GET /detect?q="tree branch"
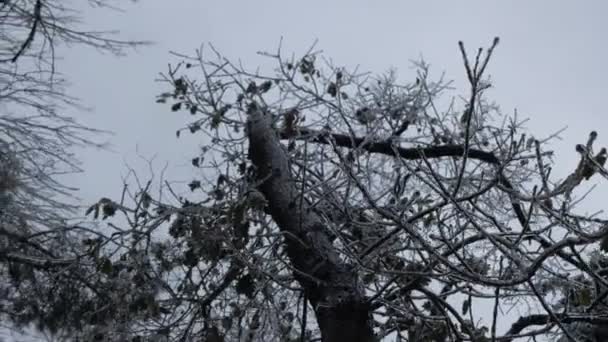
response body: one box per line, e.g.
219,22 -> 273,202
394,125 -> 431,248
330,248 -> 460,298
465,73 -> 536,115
280,127 -> 527,228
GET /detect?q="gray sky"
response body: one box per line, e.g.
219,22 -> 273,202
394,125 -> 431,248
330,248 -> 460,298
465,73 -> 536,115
12,1 -> 603,340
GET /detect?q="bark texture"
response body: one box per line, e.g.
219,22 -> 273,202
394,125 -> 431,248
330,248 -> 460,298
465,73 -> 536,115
246,104 -> 376,342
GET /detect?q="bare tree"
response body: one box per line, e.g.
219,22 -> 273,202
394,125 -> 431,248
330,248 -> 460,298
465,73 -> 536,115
136,38 -> 608,341
0,0 -> 147,226
0,0 -> 148,339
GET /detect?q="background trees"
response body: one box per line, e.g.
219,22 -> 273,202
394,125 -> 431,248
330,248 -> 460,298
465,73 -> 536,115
0,1 -> 146,340
0,0 -> 144,227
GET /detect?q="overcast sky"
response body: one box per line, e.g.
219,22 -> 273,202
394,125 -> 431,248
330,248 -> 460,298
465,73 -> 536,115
7,1 -> 604,340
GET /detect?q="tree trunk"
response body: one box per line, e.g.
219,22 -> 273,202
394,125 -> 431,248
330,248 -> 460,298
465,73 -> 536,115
246,103 -> 376,342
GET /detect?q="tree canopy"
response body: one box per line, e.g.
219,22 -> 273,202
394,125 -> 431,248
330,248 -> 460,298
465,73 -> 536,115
1,7 -> 608,340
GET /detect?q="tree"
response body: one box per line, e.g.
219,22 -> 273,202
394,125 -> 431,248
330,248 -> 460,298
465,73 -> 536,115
0,1 -> 147,340
5,33 -> 608,341
145,39 -> 608,341
73,38 -> 608,341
